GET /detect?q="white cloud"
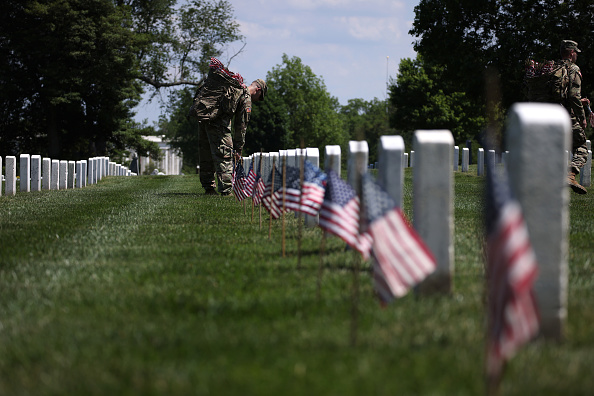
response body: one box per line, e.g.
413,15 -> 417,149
337,16 -> 402,41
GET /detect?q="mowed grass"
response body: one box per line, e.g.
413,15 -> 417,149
0,169 -> 593,395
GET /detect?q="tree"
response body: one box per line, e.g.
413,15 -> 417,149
410,0 -> 594,112
0,0 -> 242,160
245,54 -> 347,156
389,55 -> 485,148
340,98 -> 395,164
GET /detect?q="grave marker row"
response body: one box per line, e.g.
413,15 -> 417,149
2,154 -> 135,197
244,103 -> 571,340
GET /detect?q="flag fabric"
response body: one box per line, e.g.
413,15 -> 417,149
209,57 -> 246,87
232,161 -> 249,201
262,166 -> 284,219
361,174 -> 436,303
268,161 -> 326,217
318,169 -> 372,256
244,162 -> 257,197
299,160 -> 326,215
484,161 -> 539,379
252,174 -> 265,206
271,165 -> 303,213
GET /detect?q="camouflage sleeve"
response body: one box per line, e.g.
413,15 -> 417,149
232,91 -> 251,152
568,64 -> 585,122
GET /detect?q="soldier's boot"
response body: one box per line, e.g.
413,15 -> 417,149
568,172 -> 587,194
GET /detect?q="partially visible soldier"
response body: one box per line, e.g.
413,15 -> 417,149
560,40 -> 589,194
194,58 -> 267,196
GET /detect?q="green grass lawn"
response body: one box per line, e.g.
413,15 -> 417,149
0,170 -> 593,395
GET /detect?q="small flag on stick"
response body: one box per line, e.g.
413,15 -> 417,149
318,169 -> 372,257
484,161 -> 539,387
361,174 -> 436,304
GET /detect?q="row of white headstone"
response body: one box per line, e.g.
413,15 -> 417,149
242,103 -> 578,342
1,155 -> 135,196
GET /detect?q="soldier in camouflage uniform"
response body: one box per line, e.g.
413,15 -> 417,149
560,40 -> 589,194
197,71 -> 267,196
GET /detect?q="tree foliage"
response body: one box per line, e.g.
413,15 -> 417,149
390,55 -> 485,148
340,98 -> 395,164
0,0 -> 242,160
245,54 -> 347,155
410,0 -> 594,111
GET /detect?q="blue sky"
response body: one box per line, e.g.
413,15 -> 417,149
133,0 -> 419,123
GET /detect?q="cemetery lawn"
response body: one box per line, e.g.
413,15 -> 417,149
0,170 -> 593,395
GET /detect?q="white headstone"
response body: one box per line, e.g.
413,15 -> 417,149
81,160 -> 87,187
506,103 -> 570,340
477,148 -> 485,176
324,145 -> 341,176
378,135 -> 405,209
88,158 -> 95,184
68,161 -> 76,189
410,150 -> 415,168
347,141 -> 368,196
75,161 -> 82,188
31,155 -> 41,192
413,130 -> 454,295
20,154 -> 31,192
487,149 -> 496,171
5,156 -> 16,196
59,160 -> 68,190
285,149 -> 295,167
461,148 -> 469,172
42,158 -> 51,190
51,159 -> 60,190
453,146 -> 459,171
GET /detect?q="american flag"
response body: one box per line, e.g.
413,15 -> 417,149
262,166 -> 284,219
485,160 -> 539,379
244,162 -> 257,197
271,164 -> 302,213
269,161 -> 326,216
299,160 -> 326,215
361,173 -> 436,304
209,57 -> 246,87
232,161 -> 249,201
318,169 -> 372,257
252,173 -> 265,206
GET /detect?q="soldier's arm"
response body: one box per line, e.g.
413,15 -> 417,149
568,66 -> 586,125
232,95 -> 250,154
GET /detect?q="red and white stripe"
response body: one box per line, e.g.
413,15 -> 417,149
370,208 -> 436,302
486,201 -> 539,377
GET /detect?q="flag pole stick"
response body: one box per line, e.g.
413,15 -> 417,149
241,157 -> 246,214
317,231 -> 327,301
297,143 -> 305,269
268,158 -> 275,240
350,146 -> 364,347
259,150 -> 263,229
282,156 -> 287,257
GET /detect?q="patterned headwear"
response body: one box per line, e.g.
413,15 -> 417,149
253,79 -> 267,101
560,40 -> 581,53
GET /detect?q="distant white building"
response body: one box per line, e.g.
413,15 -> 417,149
131,135 -> 183,175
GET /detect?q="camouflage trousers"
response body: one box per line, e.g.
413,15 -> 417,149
570,119 -> 588,174
198,120 -> 234,194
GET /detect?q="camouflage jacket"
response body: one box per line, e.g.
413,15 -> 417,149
561,59 -> 586,123
230,88 -> 252,152
193,69 -> 252,152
